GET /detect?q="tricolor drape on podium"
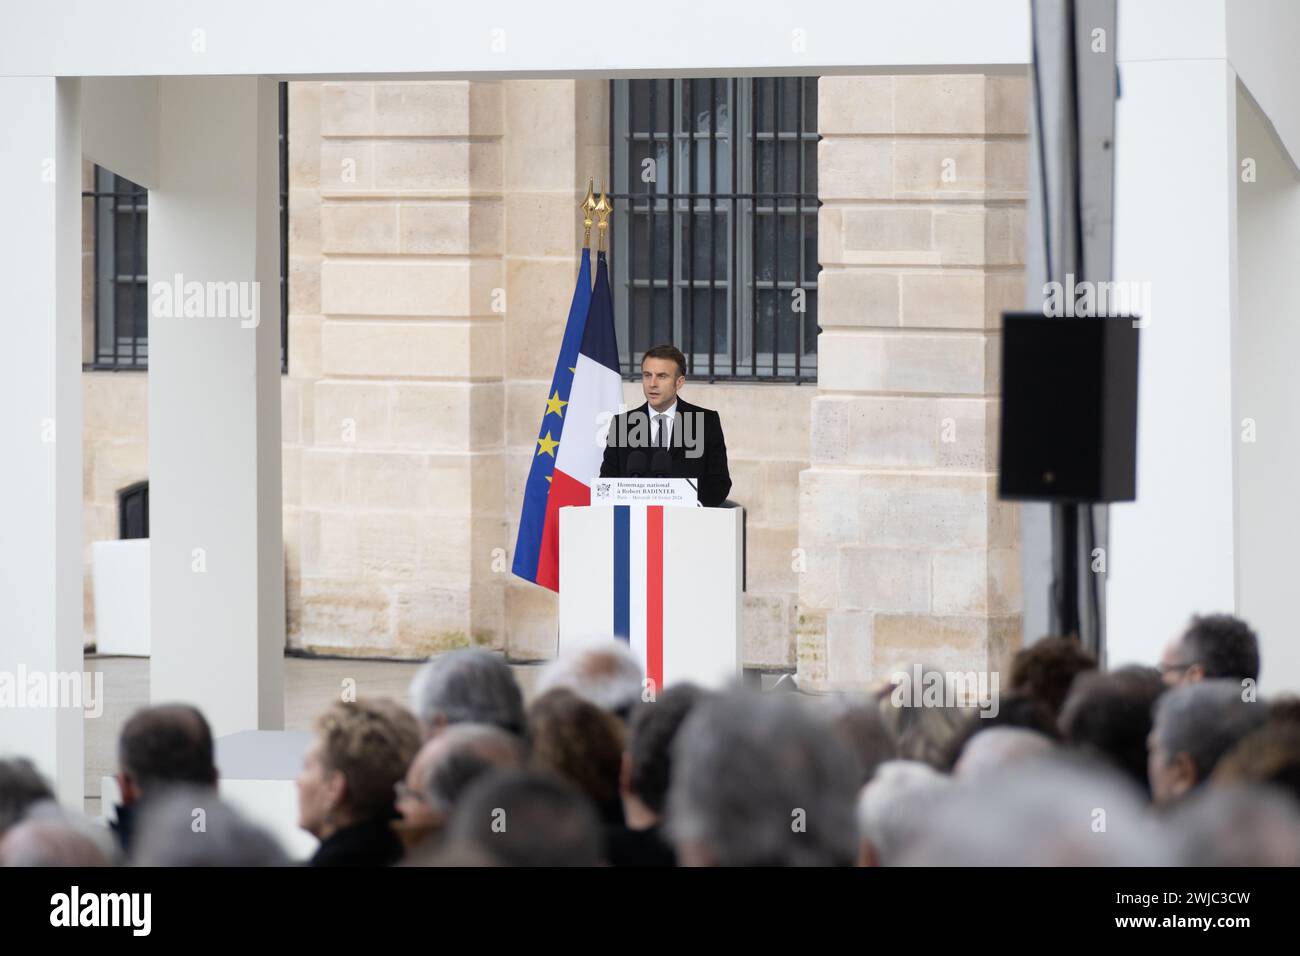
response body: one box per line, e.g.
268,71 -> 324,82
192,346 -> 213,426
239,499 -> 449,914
512,249 -> 622,591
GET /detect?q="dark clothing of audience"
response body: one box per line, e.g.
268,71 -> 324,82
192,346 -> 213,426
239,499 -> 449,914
110,802 -> 137,856
605,823 -> 676,867
309,817 -> 404,867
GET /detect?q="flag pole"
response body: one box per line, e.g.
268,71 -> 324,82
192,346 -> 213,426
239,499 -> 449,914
594,187 -> 612,252
581,179 -> 597,249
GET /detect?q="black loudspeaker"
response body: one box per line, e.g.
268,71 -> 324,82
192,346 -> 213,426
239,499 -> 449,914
998,313 -> 1139,502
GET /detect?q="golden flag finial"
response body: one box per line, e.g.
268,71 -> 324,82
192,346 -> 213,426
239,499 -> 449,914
593,187 -> 613,252
581,179 -> 597,249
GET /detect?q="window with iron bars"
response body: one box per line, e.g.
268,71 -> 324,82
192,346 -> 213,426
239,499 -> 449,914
84,82 -> 291,372
609,77 -> 819,383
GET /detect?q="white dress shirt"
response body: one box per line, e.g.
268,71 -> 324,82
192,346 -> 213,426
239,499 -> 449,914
648,399 -> 677,449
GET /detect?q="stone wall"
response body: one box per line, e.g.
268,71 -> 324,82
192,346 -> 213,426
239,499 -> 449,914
798,74 -> 1028,690
291,80 -> 507,657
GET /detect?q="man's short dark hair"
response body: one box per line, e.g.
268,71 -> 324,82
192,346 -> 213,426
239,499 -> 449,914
641,344 -> 686,379
118,704 -> 218,792
1179,614 -> 1260,682
625,684 -> 708,814
1058,665 -> 1166,793
447,769 -> 603,866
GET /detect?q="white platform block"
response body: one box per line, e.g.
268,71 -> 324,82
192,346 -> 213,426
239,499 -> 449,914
91,540 -> 150,656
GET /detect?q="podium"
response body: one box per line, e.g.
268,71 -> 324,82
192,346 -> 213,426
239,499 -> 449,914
558,498 -> 743,691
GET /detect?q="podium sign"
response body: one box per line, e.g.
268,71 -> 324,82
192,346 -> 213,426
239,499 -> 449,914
591,477 -> 698,506
559,504 -> 742,691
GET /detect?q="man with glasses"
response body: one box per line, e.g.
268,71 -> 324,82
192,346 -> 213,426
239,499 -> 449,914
1158,613 -> 1261,689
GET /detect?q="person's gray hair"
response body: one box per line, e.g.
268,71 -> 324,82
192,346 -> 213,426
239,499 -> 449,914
408,648 -> 526,736
1152,680 -> 1269,782
954,727 -> 1055,781
1167,784 -> 1300,866
900,753 -> 1171,865
130,787 -> 288,866
667,691 -> 859,866
855,760 -> 953,865
0,800 -> 116,866
536,645 -> 644,716
423,724 -> 526,812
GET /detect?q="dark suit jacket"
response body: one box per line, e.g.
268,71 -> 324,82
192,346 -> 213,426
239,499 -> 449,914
599,398 -> 732,507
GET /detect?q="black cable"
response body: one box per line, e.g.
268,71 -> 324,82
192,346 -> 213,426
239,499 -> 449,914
1066,0 -> 1087,285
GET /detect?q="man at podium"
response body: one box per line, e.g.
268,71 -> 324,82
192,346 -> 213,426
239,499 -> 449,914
600,344 -> 732,507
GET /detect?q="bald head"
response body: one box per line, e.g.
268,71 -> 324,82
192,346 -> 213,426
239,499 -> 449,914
537,646 -> 644,717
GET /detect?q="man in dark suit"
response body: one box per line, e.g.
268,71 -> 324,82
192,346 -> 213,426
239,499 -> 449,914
600,344 -> 732,507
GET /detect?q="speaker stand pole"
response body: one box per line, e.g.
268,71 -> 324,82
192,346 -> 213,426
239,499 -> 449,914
1050,502 -> 1080,640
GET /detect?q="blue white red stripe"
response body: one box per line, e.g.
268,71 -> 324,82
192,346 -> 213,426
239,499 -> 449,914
610,504 -> 665,691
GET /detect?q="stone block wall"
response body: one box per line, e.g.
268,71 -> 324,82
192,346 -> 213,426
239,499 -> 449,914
797,74 -> 1028,690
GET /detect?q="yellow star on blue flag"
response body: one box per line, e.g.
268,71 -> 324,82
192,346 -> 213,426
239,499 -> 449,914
535,431 -> 559,457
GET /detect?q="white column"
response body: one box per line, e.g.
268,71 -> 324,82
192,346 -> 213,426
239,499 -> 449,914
1234,86 -> 1300,693
1107,48 -> 1238,666
0,78 -> 84,805
148,77 -> 284,735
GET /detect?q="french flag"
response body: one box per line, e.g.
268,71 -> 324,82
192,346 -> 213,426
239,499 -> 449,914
512,250 -> 623,591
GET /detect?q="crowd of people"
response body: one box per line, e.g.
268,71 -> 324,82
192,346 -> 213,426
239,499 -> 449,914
2,613 -> 1299,866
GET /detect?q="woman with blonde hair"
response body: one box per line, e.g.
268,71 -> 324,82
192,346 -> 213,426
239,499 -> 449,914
297,698 -> 421,866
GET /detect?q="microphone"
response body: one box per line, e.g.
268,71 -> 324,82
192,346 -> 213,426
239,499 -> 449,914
627,451 -> 648,477
650,450 -> 673,478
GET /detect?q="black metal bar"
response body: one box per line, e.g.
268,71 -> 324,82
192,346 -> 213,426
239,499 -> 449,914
709,77 -> 718,381
686,79 -> 696,376
667,79 -> 675,356
280,80 -> 289,374
728,76 -> 738,382
647,80 -> 658,352
607,189 -> 811,200
610,80 -> 621,373
772,79 -> 781,378
627,82 -> 638,376
795,77 -> 803,382
131,177 -> 140,368
750,78 -> 758,379
91,177 -> 102,367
